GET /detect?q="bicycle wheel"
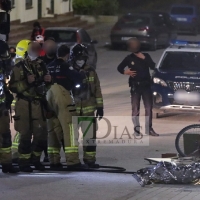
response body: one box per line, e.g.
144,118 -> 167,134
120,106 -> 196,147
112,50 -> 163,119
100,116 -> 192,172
175,124 -> 200,157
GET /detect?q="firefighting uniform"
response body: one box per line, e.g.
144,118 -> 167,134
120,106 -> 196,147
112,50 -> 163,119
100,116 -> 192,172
76,65 -> 103,164
47,58 -> 83,165
11,57 -> 23,160
0,69 -> 12,165
9,57 -> 50,166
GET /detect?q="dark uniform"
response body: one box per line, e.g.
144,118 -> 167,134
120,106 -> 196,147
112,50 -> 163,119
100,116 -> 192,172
117,53 -> 155,133
9,57 -> 51,171
0,40 -> 19,173
47,58 -> 83,167
40,54 -> 56,66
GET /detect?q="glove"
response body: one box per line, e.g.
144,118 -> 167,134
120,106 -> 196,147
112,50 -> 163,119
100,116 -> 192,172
96,107 -> 104,120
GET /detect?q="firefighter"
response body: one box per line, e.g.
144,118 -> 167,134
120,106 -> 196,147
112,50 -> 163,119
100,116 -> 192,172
47,44 -> 87,169
70,44 -> 104,167
0,40 -> 19,173
9,42 -> 52,172
11,39 -> 31,163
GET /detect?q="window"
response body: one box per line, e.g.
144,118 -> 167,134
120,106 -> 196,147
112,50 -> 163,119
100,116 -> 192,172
171,7 -> 194,15
160,52 -> 200,71
119,15 -> 150,27
11,0 -> 15,8
80,30 -> 91,43
44,30 -> 77,43
26,0 -> 33,10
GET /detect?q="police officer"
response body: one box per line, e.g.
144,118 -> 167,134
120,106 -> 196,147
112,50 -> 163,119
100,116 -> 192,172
9,42 -> 52,172
117,38 -> 159,137
47,44 -> 86,169
70,44 -> 104,167
0,40 -> 19,173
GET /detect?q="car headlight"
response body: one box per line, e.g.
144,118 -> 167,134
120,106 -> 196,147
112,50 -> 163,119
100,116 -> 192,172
153,77 -> 167,87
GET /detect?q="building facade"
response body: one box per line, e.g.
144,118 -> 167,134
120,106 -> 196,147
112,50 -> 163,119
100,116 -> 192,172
10,0 -> 73,23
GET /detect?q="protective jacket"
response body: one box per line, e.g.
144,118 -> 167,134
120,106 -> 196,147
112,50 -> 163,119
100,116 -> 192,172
75,65 -> 103,115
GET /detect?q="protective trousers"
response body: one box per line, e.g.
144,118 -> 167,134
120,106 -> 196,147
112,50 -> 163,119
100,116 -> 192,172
78,112 -> 97,164
14,99 -> 48,167
47,84 -> 80,166
11,131 -> 20,160
0,107 -> 12,164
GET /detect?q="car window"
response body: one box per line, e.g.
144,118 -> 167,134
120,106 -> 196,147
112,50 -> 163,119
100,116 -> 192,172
80,29 -> 91,43
171,7 -> 194,15
44,30 -> 77,42
119,15 -> 150,27
163,14 -> 173,26
160,52 -> 200,71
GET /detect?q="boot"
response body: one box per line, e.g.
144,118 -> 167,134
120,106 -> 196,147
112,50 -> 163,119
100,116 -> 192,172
19,165 -> 33,173
87,162 -> 100,169
50,163 -> 63,170
67,163 -> 89,171
34,162 -> 45,171
2,164 -> 19,173
12,158 -> 19,164
43,156 -> 49,163
148,128 -> 159,137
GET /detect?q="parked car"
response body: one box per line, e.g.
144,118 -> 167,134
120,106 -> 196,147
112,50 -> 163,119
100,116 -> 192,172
169,4 -> 200,35
44,27 -> 98,68
152,40 -> 200,118
110,12 -> 177,50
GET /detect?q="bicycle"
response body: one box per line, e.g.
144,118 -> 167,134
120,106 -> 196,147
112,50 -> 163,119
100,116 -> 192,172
175,124 -> 200,157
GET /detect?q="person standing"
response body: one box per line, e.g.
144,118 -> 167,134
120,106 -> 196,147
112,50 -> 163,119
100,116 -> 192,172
9,42 -> 52,172
47,45 -> 85,169
11,39 -> 31,163
31,22 -> 45,41
40,38 -> 57,65
9,46 -> 16,67
117,38 -> 159,137
0,40 -> 19,173
35,35 -> 45,57
70,44 -> 104,167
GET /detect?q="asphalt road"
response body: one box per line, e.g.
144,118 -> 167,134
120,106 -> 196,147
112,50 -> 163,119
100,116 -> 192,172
1,34 -> 200,200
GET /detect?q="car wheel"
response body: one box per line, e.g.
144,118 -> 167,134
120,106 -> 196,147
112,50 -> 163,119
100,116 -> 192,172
150,38 -> 157,51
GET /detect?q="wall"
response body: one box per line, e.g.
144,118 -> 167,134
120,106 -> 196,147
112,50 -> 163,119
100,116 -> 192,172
9,0 -> 73,22
10,0 -> 38,22
20,0 -> 38,23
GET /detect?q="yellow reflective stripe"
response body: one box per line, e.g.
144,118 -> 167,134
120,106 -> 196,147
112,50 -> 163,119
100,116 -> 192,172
19,154 -> 31,159
0,147 -> 11,153
48,147 -> 60,154
12,99 -> 16,106
12,143 -> 18,147
85,151 -> 96,156
89,77 -> 94,82
0,97 -> 5,103
13,132 -> 20,143
65,147 -> 78,153
69,123 -> 75,147
32,151 -> 42,157
96,98 -> 103,103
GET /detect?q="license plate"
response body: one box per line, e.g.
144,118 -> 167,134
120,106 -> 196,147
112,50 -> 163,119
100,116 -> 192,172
177,18 -> 187,22
121,37 -> 134,41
